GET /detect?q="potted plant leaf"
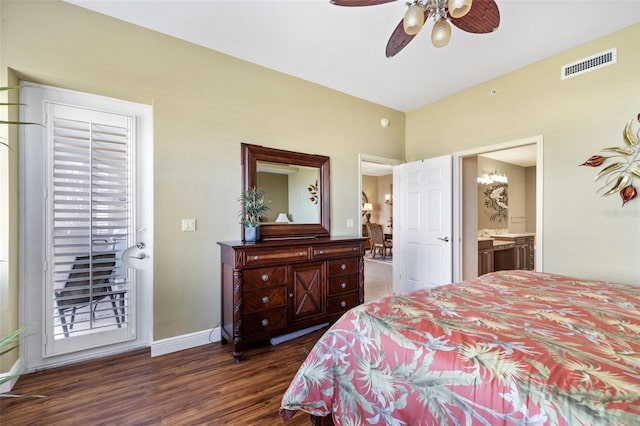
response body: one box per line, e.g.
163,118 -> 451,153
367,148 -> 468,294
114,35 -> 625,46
238,187 -> 270,242
1,85 -> 42,150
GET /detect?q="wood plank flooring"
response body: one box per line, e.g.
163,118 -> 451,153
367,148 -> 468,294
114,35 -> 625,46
1,261 -> 392,425
0,329 -> 326,425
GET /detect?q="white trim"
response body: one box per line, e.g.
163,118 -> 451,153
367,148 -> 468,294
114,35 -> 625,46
0,358 -> 22,394
452,135 -> 544,281
19,82 -> 154,369
150,327 -> 220,357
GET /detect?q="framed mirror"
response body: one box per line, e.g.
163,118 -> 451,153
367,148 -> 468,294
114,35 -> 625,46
241,143 -> 330,239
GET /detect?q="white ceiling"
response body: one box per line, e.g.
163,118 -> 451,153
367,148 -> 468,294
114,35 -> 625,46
65,0 -> 640,112
362,161 -> 394,176
361,143 -> 536,176
481,144 -> 538,167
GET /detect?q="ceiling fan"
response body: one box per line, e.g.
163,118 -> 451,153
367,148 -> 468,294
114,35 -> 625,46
330,0 -> 500,57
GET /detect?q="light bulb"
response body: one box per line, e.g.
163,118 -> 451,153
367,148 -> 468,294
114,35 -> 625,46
431,19 -> 451,48
403,4 -> 424,36
448,0 -> 473,19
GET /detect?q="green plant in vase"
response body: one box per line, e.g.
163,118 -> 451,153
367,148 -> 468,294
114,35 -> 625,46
238,187 -> 270,242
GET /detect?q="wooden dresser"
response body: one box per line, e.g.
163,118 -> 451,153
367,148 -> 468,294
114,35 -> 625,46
218,237 -> 366,360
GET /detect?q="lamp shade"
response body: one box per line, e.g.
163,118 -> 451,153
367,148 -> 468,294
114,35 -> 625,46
431,19 -> 451,48
275,213 -> 290,223
448,0 -> 473,18
362,203 -> 373,212
403,4 -> 424,36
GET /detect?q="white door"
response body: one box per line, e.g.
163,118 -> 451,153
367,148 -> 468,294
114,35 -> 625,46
20,83 -> 153,370
393,155 -> 452,294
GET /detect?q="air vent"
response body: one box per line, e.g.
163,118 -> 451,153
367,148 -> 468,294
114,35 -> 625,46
561,48 -> 617,80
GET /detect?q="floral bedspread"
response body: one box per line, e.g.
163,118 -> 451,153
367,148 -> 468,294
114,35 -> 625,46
280,270 -> 640,425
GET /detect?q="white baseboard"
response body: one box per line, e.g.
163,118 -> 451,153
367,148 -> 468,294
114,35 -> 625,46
0,358 -> 23,394
150,326 -> 220,357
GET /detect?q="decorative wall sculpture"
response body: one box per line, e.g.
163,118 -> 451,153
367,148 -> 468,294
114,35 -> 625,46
580,113 -> 640,206
483,183 -> 508,222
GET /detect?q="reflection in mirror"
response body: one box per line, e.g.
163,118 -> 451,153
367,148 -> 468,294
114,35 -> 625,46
242,143 -> 330,240
257,161 -> 320,224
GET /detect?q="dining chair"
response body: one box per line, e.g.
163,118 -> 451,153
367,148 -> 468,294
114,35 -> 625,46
366,223 -> 392,259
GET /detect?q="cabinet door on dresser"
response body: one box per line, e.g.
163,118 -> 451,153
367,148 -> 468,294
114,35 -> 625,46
289,262 -> 326,325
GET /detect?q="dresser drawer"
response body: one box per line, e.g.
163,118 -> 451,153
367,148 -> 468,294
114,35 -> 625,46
243,287 -> 287,314
244,247 -> 309,266
327,258 -> 358,276
243,308 -> 287,336
312,244 -> 361,259
327,292 -> 359,315
327,274 -> 359,296
243,266 -> 287,289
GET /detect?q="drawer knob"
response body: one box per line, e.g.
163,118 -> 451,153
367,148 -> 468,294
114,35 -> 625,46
254,255 -> 259,260
261,274 -> 269,282
341,263 -> 347,270
319,250 -> 324,254
341,282 -> 347,289
299,252 -> 305,257
261,296 -> 269,304
289,293 -> 294,298
261,319 -> 269,327
340,301 -> 347,308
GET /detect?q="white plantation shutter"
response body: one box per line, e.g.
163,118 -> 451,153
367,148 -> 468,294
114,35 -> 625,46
46,103 -> 135,354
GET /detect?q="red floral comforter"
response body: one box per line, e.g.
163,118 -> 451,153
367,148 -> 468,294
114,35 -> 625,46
280,270 -> 640,425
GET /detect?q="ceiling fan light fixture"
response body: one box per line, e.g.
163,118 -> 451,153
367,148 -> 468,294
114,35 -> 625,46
431,19 -> 451,48
403,3 -> 425,36
447,0 -> 473,19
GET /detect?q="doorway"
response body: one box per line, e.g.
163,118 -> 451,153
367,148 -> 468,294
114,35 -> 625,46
454,136 -> 543,282
19,83 -> 153,370
359,154 -> 402,298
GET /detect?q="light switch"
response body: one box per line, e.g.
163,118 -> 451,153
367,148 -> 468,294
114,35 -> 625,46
182,218 -> 196,232
346,218 -> 354,228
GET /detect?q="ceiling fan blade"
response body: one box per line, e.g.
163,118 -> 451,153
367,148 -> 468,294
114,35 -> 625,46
385,19 -> 417,57
330,0 -> 396,6
450,0 -> 500,34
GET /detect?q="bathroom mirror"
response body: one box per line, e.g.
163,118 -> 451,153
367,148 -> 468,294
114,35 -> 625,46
241,143 -> 330,239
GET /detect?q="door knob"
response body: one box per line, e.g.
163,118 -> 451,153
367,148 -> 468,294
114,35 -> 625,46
437,237 -> 450,242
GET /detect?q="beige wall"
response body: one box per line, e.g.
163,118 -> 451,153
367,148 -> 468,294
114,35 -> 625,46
0,0 -> 405,347
362,174 -> 393,227
524,166 -> 537,234
362,175 -> 378,223
407,23 -> 640,284
1,1 -> 638,368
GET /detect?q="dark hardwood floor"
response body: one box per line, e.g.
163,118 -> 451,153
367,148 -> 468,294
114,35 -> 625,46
0,329 -> 327,425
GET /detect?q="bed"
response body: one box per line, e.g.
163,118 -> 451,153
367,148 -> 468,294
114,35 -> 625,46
280,270 -> 640,425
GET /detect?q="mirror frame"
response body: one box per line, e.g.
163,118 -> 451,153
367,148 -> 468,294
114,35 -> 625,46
241,143 -> 330,240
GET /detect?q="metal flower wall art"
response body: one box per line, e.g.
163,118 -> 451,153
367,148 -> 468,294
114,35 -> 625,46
580,113 -> 640,206
308,180 -> 319,205
483,183 -> 508,222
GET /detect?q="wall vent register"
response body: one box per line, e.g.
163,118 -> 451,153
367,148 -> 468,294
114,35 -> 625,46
561,48 -> 617,80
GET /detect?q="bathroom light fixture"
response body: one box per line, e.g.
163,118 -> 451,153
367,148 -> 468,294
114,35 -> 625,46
477,170 -> 508,185
385,194 -> 393,206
